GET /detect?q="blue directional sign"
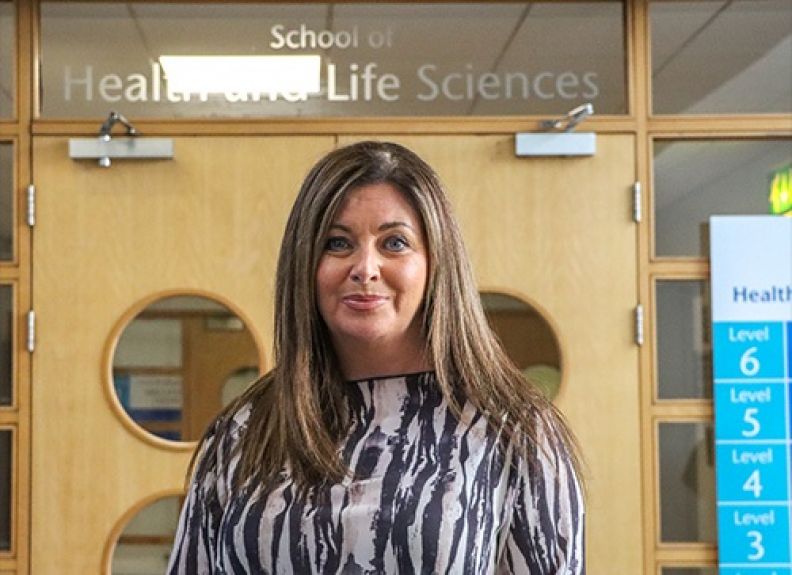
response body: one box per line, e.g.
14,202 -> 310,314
711,216 -> 792,575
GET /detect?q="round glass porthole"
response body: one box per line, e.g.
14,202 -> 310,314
110,294 -> 261,443
110,495 -> 181,573
480,291 -> 563,400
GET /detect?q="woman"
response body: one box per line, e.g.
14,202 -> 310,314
168,141 -> 585,574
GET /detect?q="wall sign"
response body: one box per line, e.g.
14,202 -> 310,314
114,374 -> 182,421
712,216 -> 792,575
39,2 -> 626,118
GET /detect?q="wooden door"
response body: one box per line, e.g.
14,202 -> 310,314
32,134 -> 640,573
339,135 -> 642,573
31,136 -> 336,573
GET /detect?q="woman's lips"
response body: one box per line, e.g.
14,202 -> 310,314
342,294 -> 388,311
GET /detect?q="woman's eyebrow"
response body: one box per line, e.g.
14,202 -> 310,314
378,221 -> 413,231
328,221 -> 414,232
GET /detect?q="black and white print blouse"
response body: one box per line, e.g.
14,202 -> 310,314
167,371 -> 585,574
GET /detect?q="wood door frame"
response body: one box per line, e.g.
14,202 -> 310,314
2,0 -> 789,573
0,1 -> 33,573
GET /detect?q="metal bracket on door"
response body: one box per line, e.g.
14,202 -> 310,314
515,103 -> 596,157
69,111 -> 174,168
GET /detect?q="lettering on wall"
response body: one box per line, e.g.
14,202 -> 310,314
61,23 -> 601,106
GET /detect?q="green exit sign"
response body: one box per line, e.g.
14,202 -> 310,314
769,164 -> 791,216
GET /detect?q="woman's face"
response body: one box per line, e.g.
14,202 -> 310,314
316,182 -> 428,357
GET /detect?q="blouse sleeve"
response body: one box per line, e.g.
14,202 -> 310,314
498,431 -> 586,575
167,418 -> 232,575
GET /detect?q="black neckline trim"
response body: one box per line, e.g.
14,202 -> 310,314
346,370 -> 435,385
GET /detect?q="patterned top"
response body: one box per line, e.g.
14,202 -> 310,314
167,372 -> 585,574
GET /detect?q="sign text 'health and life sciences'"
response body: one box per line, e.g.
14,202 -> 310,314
62,23 -> 600,106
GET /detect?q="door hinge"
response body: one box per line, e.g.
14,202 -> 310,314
27,310 -> 35,353
27,184 -> 36,227
632,181 -> 642,223
635,304 -> 644,346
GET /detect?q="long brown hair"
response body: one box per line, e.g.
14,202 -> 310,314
203,141 -> 581,490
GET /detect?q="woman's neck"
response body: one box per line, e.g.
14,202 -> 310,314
333,336 -> 431,382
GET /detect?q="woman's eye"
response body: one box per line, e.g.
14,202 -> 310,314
384,236 -> 409,251
325,237 -> 351,251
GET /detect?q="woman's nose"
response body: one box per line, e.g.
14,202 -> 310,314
350,245 -> 380,283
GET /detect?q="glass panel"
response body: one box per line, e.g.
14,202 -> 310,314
222,367 -> 258,408
115,319 -> 183,369
40,2 -> 626,118
0,143 -> 12,260
112,496 -> 180,574
0,285 -> 10,406
481,292 -> 562,400
0,2 -> 13,118
662,569 -> 718,575
112,295 -> 259,442
659,422 -> 716,543
651,0 -> 792,114
653,139 -> 792,257
0,429 -> 10,551
656,281 -> 711,400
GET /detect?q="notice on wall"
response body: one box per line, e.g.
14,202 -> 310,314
711,216 -> 792,574
114,374 -> 183,422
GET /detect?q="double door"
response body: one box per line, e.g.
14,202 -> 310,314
32,134 -> 641,573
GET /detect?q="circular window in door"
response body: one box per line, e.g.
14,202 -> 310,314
107,293 -> 262,445
480,291 -> 563,400
106,493 -> 181,574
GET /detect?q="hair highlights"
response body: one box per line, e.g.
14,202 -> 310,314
204,141 -> 581,491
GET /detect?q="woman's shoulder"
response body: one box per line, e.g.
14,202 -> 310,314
499,407 -> 581,480
214,400 -> 254,450
201,373 -> 277,454
225,401 -> 253,438
190,401 -> 253,482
